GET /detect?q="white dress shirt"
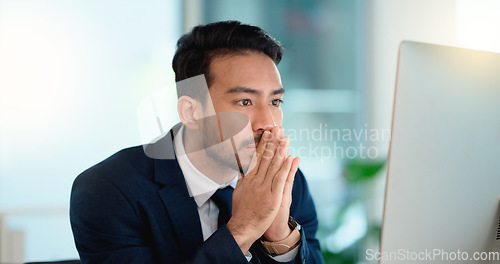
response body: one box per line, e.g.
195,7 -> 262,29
174,125 -> 298,262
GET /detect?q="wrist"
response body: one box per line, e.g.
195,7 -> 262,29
260,216 -> 302,256
263,212 -> 292,241
226,219 -> 256,254
263,224 -> 292,241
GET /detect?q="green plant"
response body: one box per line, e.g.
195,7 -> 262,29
321,158 -> 385,264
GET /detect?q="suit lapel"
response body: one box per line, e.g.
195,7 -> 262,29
152,132 -> 204,259
150,126 -> 262,262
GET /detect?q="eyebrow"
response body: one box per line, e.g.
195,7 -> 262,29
226,86 -> 285,96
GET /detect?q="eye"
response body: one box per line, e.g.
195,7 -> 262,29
236,99 -> 252,106
271,99 -> 283,107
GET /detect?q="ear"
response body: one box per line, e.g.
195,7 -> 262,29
177,96 -> 202,130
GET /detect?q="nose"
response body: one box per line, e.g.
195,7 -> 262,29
251,104 -> 276,132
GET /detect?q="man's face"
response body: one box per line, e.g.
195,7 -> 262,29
201,52 -> 284,172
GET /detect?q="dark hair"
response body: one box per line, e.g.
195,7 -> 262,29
172,20 -> 284,99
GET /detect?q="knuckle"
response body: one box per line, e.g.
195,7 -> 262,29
256,186 -> 267,194
262,149 -> 274,159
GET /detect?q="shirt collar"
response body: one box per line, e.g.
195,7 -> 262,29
174,125 -> 238,207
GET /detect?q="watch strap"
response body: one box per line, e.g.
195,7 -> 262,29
260,216 -> 302,256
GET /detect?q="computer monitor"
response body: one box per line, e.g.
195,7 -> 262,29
379,41 -> 500,264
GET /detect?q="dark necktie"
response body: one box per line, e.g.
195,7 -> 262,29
210,186 -> 233,227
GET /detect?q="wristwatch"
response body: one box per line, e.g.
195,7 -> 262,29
288,216 -> 301,231
260,216 -> 302,256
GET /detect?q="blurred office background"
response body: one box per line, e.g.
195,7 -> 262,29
0,0 -> 499,262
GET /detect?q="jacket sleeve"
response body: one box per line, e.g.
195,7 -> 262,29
292,169 -> 324,264
70,169 -> 249,264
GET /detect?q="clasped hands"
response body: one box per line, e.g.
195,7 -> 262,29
227,126 -> 300,255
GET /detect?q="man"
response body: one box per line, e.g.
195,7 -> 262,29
70,21 -> 323,263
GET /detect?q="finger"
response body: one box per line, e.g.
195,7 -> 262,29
276,126 -> 284,142
264,136 -> 289,183
247,130 -> 271,177
289,157 -> 300,181
256,126 -> 280,177
271,155 -> 293,194
279,126 -> 284,139
282,157 -> 300,202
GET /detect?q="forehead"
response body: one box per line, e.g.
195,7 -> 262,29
208,52 -> 283,94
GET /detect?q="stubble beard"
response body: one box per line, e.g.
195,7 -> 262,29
202,128 -> 263,175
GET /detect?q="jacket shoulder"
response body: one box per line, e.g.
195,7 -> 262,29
73,145 -> 153,189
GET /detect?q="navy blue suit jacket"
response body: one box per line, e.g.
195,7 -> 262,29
70,130 -> 324,264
